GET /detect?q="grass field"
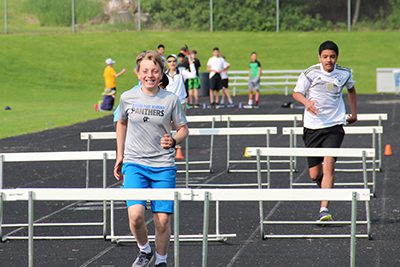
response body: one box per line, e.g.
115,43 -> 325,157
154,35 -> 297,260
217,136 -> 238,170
1,30 -> 400,139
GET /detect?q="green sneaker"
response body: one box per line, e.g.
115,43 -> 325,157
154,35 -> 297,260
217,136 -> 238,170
318,209 -> 333,221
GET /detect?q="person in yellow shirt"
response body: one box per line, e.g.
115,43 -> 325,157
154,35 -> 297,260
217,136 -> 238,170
96,58 -> 126,111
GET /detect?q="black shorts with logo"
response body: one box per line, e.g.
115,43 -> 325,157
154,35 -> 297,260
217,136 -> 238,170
210,73 -> 222,91
302,124 -> 345,168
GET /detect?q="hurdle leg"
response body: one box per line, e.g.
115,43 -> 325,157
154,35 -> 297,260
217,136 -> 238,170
209,118 -> 215,172
226,132 -> 231,172
0,156 -> 3,242
372,150 -> 377,197
102,153 -> 107,238
365,197 -> 372,239
202,192 -> 210,267
85,135 -> 92,188
226,118 -> 230,172
215,200 -> 220,237
0,192 -> 3,241
28,191 -> 34,267
110,200 -> 115,240
378,131 -> 382,171
174,192 -> 180,267
362,152 -> 368,190
185,137 -> 190,188
256,150 -> 265,239
350,192 -> 357,267
0,155 -> 3,189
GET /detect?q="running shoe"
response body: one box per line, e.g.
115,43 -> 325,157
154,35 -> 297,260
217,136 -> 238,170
155,263 -> 167,267
227,103 -> 235,108
318,209 -> 333,221
131,251 -> 154,267
243,104 -> 253,109
194,104 -> 200,108
253,104 -> 260,109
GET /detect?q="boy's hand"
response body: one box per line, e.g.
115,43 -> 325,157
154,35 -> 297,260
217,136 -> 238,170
305,100 -> 318,116
113,160 -> 123,180
346,114 -> 357,124
160,134 -> 176,149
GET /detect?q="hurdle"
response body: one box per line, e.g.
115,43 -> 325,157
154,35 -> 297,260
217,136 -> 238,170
0,188 -> 370,267
245,147 -> 373,242
356,113 -> 387,126
82,115 -> 219,187
81,127 -> 278,187
0,151 -> 116,242
282,126 -> 383,172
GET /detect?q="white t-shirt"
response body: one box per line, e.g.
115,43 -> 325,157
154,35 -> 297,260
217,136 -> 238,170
220,59 -> 230,80
293,63 -> 355,129
207,56 -> 225,78
165,63 -> 196,104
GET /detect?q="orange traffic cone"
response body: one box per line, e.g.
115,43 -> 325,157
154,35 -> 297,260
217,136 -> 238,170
384,144 -> 393,156
175,145 -> 184,160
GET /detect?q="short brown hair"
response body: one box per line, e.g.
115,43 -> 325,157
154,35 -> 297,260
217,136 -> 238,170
136,50 -> 164,72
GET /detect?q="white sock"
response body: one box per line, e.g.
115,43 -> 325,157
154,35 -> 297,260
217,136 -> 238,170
137,242 -> 151,254
248,99 -> 253,105
320,207 -> 329,213
155,252 -> 167,265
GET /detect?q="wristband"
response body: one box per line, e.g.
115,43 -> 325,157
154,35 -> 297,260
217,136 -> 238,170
171,138 -> 177,148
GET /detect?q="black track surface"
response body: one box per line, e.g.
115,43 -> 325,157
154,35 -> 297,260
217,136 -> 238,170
0,95 -> 399,267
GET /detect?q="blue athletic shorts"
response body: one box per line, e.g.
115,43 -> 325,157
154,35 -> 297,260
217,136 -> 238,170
122,163 -> 176,213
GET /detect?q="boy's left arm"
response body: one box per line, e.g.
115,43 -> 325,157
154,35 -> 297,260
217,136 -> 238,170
346,87 -> 357,124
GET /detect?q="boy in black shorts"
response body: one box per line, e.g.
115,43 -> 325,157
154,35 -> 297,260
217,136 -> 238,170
207,47 -> 226,107
292,40 -> 357,221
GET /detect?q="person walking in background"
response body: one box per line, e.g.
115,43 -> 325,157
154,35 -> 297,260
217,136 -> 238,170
96,58 -> 126,111
220,56 -> 234,108
245,52 -> 262,109
114,50 -> 189,267
207,47 -> 226,107
187,50 -> 201,108
292,40 -> 357,222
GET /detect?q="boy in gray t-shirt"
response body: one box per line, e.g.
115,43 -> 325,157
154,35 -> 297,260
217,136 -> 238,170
118,88 -> 187,167
114,51 -> 188,267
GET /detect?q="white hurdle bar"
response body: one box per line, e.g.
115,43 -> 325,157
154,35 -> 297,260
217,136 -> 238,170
282,126 -> 383,171
0,188 -> 370,267
0,151 -> 116,241
81,127 -> 278,188
356,113 -> 387,126
244,147 -> 376,193
186,127 -> 277,187
245,147 -> 373,242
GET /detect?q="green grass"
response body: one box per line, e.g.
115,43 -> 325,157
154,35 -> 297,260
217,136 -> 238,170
1,30 -> 400,139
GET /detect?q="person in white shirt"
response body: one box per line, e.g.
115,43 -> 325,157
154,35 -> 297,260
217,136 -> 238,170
220,56 -> 234,107
165,54 -> 196,110
292,40 -> 357,222
207,47 -> 227,107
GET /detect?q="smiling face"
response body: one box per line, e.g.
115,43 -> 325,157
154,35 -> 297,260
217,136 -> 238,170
319,49 -> 338,72
138,59 -> 162,90
167,56 -> 177,71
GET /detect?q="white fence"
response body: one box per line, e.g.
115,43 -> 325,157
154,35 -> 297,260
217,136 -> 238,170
228,70 -> 302,96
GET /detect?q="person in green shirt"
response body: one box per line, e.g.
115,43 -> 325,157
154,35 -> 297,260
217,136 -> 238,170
245,52 -> 262,108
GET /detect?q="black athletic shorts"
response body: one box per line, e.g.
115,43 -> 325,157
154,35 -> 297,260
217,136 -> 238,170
210,73 -> 222,91
221,78 -> 229,89
302,124 -> 345,168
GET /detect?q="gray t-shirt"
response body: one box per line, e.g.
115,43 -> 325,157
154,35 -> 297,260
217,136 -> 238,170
118,88 -> 187,167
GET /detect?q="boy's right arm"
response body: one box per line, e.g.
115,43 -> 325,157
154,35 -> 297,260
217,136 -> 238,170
292,92 -> 318,116
114,120 -> 127,180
